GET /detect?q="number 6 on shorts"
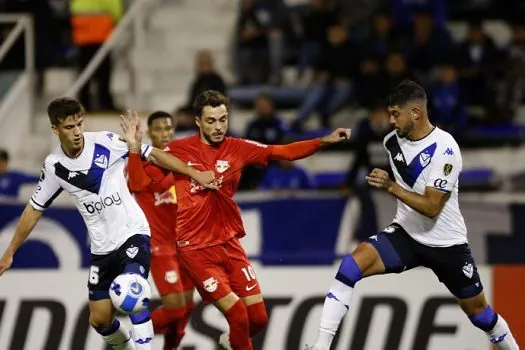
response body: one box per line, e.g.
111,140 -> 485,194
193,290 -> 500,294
89,266 -> 100,285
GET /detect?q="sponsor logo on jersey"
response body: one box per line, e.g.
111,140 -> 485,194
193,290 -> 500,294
190,176 -> 224,194
443,164 -> 453,176
215,160 -> 230,173
154,187 -> 177,206
68,171 -> 79,179
83,192 -> 122,214
443,148 -> 454,156
203,277 -> 218,293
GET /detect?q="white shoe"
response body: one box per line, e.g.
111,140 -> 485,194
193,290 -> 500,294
219,332 -> 233,350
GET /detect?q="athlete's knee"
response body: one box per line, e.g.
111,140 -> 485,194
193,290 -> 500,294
162,292 -> 187,309
247,302 -> 268,336
89,310 -> 113,329
335,254 -> 363,287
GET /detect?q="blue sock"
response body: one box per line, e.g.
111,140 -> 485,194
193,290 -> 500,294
335,255 -> 362,287
469,306 -> 498,332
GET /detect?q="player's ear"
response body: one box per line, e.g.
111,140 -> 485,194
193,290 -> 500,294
194,116 -> 201,128
51,124 -> 59,136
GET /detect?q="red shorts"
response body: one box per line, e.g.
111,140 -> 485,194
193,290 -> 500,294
178,239 -> 261,302
150,252 -> 194,296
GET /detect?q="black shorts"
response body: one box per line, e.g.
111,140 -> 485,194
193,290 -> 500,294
365,223 -> 483,299
88,234 -> 151,301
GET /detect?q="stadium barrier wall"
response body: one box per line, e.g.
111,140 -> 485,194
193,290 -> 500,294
0,193 -> 523,349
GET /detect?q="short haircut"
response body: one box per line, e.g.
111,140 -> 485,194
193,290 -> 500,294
0,148 -> 8,162
47,97 -> 84,126
192,90 -> 229,117
147,111 -> 174,126
388,80 -> 427,107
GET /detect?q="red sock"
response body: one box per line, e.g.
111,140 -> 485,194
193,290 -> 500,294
246,302 -> 269,337
174,301 -> 195,346
151,306 -> 186,333
224,300 -> 253,350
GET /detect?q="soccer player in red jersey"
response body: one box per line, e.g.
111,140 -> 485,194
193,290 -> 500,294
127,111 -> 195,349
122,90 -> 351,350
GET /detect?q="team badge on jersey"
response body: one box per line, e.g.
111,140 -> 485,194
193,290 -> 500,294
203,277 -> 218,292
419,151 -> 432,167
94,153 -> 108,169
165,270 -> 178,284
215,160 -> 230,173
443,164 -> 453,176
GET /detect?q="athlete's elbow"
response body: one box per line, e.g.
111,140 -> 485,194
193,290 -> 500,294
424,204 -> 443,219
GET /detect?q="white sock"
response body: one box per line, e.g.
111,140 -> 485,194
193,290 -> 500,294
131,319 -> 154,349
314,279 -> 354,350
488,315 -> 519,350
102,320 -> 136,350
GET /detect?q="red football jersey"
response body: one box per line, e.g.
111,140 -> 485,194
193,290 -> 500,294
129,160 -> 178,255
164,135 -> 273,251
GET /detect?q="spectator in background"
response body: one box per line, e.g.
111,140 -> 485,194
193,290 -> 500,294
354,52 -> 389,108
70,0 -> 121,111
456,20 -> 499,110
296,0 -> 338,78
496,20 -> 525,122
342,105 -> 391,241
0,149 -> 40,198
187,50 -> 227,107
245,93 -> 286,144
172,106 -> 198,139
384,51 -> 412,90
362,10 -> 402,59
429,63 -> 467,135
259,159 -> 314,191
292,25 -> 355,131
391,0 -> 447,29
408,10 -> 453,81
235,0 -> 272,84
240,94 -> 286,190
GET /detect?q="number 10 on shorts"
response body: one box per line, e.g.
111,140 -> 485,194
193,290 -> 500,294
241,266 -> 256,281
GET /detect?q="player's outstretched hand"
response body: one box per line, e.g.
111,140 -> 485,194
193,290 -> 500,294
0,253 -> 13,277
320,128 -> 351,146
195,170 -> 219,190
120,110 -> 143,153
366,168 -> 393,190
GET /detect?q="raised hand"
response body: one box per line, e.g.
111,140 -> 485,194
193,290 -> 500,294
120,110 -> 143,153
320,128 -> 352,146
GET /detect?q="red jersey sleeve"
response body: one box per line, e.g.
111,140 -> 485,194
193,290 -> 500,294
233,138 -> 273,166
128,153 -> 175,192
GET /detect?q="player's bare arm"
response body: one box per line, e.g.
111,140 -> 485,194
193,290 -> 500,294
120,110 -> 217,189
0,204 -> 43,276
366,168 -> 449,218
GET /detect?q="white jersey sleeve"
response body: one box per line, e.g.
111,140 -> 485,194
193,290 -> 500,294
29,160 -> 63,211
425,143 -> 462,193
101,131 -> 152,160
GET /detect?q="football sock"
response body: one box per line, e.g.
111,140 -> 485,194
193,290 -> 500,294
246,302 -> 269,337
130,310 -> 154,349
314,255 -> 362,350
470,307 -> 519,349
224,300 -> 253,350
151,305 -> 186,333
95,319 -> 135,350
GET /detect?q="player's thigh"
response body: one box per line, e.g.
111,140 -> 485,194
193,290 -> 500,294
88,299 -> 116,328
88,252 -> 118,301
426,243 -> 484,303
178,246 -> 233,305
226,239 -> 262,301
117,234 -> 151,278
361,224 -> 421,276
150,253 -> 184,297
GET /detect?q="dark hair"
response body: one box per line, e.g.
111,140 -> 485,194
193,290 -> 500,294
147,111 -> 174,126
255,92 -> 273,104
192,90 -> 229,117
388,80 -> 427,107
47,97 -> 84,126
0,148 -> 8,162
